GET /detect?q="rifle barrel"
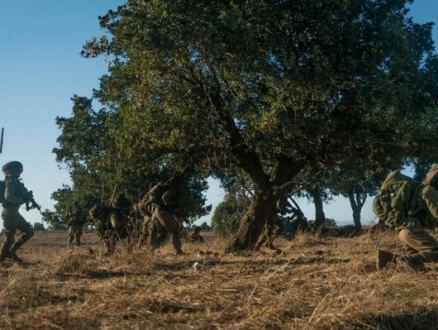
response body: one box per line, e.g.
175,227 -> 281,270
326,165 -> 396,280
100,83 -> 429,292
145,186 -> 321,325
0,127 -> 4,154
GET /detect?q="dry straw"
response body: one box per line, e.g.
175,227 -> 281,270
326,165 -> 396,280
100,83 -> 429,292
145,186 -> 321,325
0,228 -> 437,329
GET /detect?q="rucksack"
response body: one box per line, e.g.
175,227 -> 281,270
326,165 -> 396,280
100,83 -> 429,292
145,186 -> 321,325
0,180 -> 5,204
372,170 -> 424,227
89,204 -> 112,237
138,194 -> 153,217
148,183 -> 172,206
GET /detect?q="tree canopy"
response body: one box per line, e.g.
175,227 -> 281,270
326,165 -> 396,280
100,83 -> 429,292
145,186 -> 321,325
51,95 -> 211,225
77,0 -> 438,251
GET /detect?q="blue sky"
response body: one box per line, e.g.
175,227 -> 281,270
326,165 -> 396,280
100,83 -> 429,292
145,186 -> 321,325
0,1 -> 437,229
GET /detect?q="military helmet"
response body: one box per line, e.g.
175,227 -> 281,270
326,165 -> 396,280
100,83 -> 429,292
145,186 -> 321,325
2,161 -> 23,175
73,201 -> 80,207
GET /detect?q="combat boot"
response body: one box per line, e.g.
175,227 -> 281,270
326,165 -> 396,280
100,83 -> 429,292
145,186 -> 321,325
176,248 -> 184,256
396,254 -> 426,273
8,245 -> 23,262
0,253 -> 7,263
376,250 -> 397,270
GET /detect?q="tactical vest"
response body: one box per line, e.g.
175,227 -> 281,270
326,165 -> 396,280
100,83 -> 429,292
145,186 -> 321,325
372,170 -> 425,227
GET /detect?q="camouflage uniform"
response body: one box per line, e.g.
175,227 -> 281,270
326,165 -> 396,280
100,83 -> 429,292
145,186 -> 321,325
102,208 -> 130,255
188,227 -> 205,243
127,203 -> 142,245
0,161 -> 34,263
67,201 -> 87,248
148,183 -> 184,255
140,214 -> 152,247
377,165 -> 438,272
89,195 -> 131,255
396,185 -> 438,262
137,190 -> 155,248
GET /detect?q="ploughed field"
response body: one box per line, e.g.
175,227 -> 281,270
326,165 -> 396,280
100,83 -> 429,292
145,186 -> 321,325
1,228 -> 438,330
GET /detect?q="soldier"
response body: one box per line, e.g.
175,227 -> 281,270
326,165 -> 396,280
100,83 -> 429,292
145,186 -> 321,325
88,194 -> 132,255
103,194 -> 132,255
188,226 -> 205,243
66,201 -> 87,248
128,203 -> 143,243
147,182 -> 185,255
377,164 -> 438,272
139,213 -> 153,248
0,161 -> 34,263
137,185 -> 155,248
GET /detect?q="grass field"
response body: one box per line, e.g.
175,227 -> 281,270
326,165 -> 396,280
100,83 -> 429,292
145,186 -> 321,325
1,228 -> 438,330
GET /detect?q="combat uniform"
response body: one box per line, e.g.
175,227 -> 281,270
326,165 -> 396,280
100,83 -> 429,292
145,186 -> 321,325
148,184 -> 184,255
0,162 -> 34,262
396,185 -> 438,262
67,203 -> 87,248
103,208 -> 130,255
188,227 -> 205,243
377,165 -> 438,272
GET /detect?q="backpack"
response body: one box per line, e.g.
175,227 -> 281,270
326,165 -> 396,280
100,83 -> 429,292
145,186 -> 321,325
89,204 -> 111,236
138,194 -> 153,217
372,170 -> 424,227
0,180 -> 5,203
148,183 -> 171,206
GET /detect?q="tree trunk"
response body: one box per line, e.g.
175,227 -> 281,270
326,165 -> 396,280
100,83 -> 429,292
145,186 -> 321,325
352,208 -> 361,231
224,190 -> 277,253
347,189 -> 367,232
308,188 -> 325,228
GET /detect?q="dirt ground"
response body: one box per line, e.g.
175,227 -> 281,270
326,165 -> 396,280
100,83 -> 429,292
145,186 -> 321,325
1,228 -> 438,330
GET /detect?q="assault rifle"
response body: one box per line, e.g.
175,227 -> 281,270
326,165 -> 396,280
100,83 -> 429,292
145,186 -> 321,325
24,190 -> 43,215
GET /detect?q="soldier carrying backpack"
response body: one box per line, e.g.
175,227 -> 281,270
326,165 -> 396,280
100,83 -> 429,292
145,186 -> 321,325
0,161 -> 35,263
373,165 -> 438,273
144,181 -> 185,255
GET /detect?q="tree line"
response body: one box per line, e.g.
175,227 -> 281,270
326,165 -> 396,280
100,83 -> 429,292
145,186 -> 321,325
43,0 -> 438,252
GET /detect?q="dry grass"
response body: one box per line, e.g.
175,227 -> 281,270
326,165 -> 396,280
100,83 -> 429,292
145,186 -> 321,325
1,229 -> 438,330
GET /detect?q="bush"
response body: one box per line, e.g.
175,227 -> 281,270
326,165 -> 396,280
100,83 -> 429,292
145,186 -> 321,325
33,222 -> 46,231
211,193 -> 249,238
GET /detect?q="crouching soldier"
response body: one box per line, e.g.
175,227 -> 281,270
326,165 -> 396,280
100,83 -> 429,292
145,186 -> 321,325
376,165 -> 438,272
89,194 -> 132,255
188,226 -> 205,243
147,182 -> 185,255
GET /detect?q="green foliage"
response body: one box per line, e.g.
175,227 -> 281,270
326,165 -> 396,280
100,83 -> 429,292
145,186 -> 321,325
199,221 -> 211,231
85,0 -> 438,176
211,193 -> 249,238
53,96 -> 212,223
41,209 -> 67,230
33,222 -> 46,231
78,0 -> 438,249
324,218 -> 336,228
